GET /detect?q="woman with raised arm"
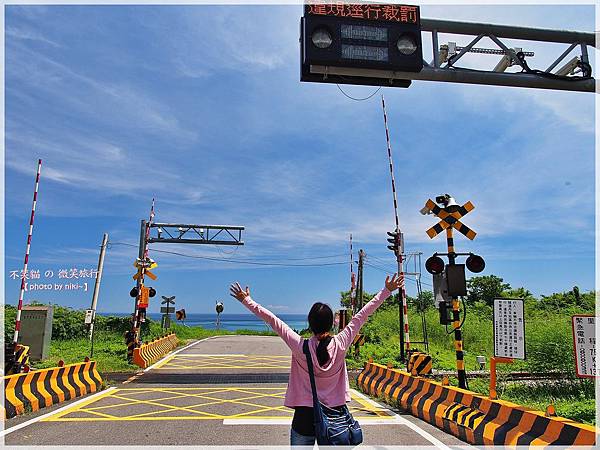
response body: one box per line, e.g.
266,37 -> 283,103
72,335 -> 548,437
229,273 -> 404,446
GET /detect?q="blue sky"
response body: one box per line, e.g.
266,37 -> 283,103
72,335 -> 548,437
4,4 -> 595,316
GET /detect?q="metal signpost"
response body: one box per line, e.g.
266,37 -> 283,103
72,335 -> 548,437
216,301 -> 224,330
161,296 -> 176,330
490,298 -> 526,399
572,315 -> 596,378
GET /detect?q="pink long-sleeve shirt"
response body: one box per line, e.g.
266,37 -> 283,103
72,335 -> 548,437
240,286 -> 391,408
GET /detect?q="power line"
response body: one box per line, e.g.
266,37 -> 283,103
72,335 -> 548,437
109,242 -> 347,267
363,262 -> 433,288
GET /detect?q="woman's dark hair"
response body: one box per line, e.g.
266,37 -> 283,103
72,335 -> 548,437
308,302 -> 334,366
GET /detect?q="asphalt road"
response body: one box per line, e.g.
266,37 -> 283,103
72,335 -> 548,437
4,335 -> 468,447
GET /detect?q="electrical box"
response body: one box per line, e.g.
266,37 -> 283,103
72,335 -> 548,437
18,305 -> 53,361
433,272 -> 450,306
84,309 -> 95,324
446,264 -> 467,297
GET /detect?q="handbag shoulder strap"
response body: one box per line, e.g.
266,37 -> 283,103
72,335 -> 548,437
303,339 -> 320,408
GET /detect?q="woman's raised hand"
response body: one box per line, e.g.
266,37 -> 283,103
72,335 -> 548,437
385,273 -> 405,292
229,282 -> 250,302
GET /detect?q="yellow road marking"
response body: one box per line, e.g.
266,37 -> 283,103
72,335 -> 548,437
155,354 -> 290,370
42,387 -> 395,422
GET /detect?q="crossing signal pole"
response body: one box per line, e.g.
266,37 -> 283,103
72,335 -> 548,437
421,194 -> 485,389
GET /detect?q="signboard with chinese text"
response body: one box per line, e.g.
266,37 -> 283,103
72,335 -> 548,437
493,298 -> 526,359
304,2 -> 419,24
572,315 -> 596,378
301,2 -> 422,87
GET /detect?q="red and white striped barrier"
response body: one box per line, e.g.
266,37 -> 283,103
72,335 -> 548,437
381,96 -> 410,352
13,159 -> 42,349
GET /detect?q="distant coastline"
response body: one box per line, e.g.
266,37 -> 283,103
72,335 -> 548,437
96,312 -> 308,332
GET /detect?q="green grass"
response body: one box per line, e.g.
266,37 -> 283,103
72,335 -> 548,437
345,302 -> 596,424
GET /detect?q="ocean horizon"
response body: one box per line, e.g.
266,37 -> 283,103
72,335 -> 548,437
97,312 -> 309,332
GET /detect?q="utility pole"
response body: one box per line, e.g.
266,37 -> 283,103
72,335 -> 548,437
357,249 -> 365,310
89,233 -> 108,357
349,234 -> 356,313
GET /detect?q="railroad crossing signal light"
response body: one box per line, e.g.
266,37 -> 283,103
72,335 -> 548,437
130,287 -> 138,298
425,255 -> 445,275
466,254 -> 486,273
301,3 -> 423,87
386,231 -> 401,254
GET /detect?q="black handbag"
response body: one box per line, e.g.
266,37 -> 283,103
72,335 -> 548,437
303,339 -> 363,446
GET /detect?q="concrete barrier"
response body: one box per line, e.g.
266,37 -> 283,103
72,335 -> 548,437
3,360 -> 103,419
132,333 -> 178,369
357,362 -> 597,447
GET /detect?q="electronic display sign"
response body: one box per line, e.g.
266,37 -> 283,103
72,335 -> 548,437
301,2 -> 422,87
304,2 -> 419,24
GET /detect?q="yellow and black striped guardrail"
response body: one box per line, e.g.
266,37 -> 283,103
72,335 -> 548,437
357,362 -> 597,447
3,360 -> 103,419
407,351 -> 432,376
132,333 -> 178,369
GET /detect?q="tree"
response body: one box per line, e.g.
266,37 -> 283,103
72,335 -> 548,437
538,287 -> 595,312
414,290 -> 435,312
466,275 -> 511,306
502,287 -> 535,300
340,290 -> 374,309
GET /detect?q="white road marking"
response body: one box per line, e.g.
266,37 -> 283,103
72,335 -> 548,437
0,387 -> 117,437
170,353 -> 248,357
350,389 -> 454,450
222,417 -> 404,425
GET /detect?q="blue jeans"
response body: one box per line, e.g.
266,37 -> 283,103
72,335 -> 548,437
290,428 -> 315,446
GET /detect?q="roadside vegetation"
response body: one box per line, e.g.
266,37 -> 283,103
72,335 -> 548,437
3,303 -> 275,373
342,275 -> 596,424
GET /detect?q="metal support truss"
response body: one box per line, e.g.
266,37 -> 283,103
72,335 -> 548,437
148,223 -> 244,245
309,18 -> 597,93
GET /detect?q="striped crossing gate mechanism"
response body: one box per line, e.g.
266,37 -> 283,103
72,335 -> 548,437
9,159 -> 42,374
381,95 -> 410,358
